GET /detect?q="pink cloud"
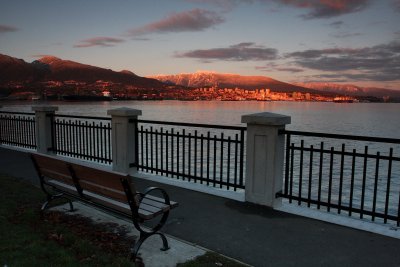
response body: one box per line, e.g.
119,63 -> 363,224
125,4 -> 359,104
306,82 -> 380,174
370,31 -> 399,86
74,37 -> 125,48
127,8 -> 224,36
274,0 -> 370,18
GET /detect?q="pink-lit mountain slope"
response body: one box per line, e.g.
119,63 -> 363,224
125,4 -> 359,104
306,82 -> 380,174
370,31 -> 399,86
149,71 -> 320,93
0,54 -> 165,88
295,82 -> 400,98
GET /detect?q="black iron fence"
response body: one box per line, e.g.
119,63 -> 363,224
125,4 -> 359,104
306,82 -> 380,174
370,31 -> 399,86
278,129 -> 400,226
49,115 -> 112,164
131,119 -> 246,191
0,111 -> 36,149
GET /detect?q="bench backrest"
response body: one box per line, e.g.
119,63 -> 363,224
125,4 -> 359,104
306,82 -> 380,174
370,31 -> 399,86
31,153 -> 136,205
32,153 -> 75,186
68,162 -> 132,203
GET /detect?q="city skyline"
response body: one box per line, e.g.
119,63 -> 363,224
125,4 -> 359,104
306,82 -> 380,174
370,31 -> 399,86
1,0 -> 399,89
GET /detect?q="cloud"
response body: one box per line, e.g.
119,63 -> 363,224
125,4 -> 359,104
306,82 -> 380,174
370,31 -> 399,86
0,24 -> 18,33
286,41 -> 400,81
329,21 -> 344,29
175,42 -> 278,62
256,62 -> 304,73
127,9 -> 224,36
186,0 -> 370,19
185,0 -> 254,11
393,0 -> 400,12
74,37 -> 125,48
271,0 -> 370,19
331,32 -> 363,38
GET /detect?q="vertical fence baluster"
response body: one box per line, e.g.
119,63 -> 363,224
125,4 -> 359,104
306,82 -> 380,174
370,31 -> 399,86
140,125 -> 144,171
171,128 -> 174,178
308,145 -> 313,207
289,143 -> 294,203
183,130 -> 186,180
227,136 -> 231,191
349,149 -> 356,216
96,121 -> 100,162
207,132 -> 210,186
239,129 -> 245,187
372,152 -> 380,221
150,126 -> 154,174
194,131 -> 198,183
145,128 -> 149,172
177,130 -> 180,179
328,147 -> 334,212
318,142 -> 324,209
201,133 -> 204,184
155,128 -> 159,175
188,132 -> 192,182
213,134 -> 217,187
234,133 -> 239,191
165,129 -> 169,176
298,140 -> 304,205
100,122 -> 105,162
384,148 -> 393,223
55,119 -> 60,154
107,122 -> 111,163
284,134 -> 291,196
160,127 -> 164,175
21,116 -> 26,148
220,133 -> 224,188
360,146 -> 368,219
338,144 -> 345,214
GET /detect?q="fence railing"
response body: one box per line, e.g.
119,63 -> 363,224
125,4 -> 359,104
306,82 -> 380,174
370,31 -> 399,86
49,114 -> 112,164
0,111 -> 36,149
131,119 -> 246,191
2,108 -> 400,227
278,129 -> 400,226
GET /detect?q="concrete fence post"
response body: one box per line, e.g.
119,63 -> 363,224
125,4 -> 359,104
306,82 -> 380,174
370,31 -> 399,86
241,112 -> 291,208
107,107 -> 142,173
32,106 -> 58,154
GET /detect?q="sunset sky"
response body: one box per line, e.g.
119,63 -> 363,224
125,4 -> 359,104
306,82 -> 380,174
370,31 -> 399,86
1,0 -> 399,89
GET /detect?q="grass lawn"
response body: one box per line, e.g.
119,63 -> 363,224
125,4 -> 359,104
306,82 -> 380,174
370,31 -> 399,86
0,174 -> 247,267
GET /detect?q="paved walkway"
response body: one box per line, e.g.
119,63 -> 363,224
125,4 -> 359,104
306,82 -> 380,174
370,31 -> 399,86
1,146 -> 400,267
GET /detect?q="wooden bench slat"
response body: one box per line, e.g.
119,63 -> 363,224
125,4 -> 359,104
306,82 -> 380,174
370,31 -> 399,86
79,180 -> 126,202
41,168 -> 75,186
47,179 -> 80,198
143,195 -> 179,209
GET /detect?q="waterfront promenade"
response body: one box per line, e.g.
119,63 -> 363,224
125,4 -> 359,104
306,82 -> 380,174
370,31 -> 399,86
1,146 -> 400,267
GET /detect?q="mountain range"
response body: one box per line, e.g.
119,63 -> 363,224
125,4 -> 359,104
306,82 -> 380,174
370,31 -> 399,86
0,54 -> 165,88
1,53 -> 399,98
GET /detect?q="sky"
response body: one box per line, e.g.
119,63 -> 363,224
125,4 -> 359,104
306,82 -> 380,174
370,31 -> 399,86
1,0 -> 399,89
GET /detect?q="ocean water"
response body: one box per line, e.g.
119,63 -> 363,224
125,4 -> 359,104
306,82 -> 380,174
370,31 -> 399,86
2,100 -> 400,138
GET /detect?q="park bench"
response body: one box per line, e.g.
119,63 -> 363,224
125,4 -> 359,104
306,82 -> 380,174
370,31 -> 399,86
30,153 -> 178,261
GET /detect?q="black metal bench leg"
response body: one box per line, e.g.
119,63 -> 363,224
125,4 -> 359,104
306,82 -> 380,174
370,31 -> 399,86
41,193 -> 74,212
130,232 -> 170,261
158,232 -> 170,251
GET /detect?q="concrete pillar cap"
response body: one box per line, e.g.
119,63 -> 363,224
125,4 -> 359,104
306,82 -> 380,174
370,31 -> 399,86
31,106 -> 58,112
107,107 -> 142,117
241,112 -> 291,126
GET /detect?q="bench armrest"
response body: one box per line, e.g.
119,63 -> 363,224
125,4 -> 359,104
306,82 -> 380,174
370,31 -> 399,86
140,187 -> 171,206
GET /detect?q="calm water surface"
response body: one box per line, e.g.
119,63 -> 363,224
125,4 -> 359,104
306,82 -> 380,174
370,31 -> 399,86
2,100 -> 400,138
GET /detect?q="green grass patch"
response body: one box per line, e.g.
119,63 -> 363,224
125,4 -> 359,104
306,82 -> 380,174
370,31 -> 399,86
0,174 -> 132,267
